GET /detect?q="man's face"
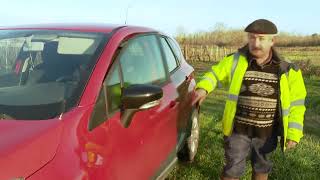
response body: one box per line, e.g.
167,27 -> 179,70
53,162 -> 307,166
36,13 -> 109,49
248,33 -> 275,58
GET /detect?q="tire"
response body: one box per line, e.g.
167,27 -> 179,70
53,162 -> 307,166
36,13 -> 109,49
177,108 -> 200,162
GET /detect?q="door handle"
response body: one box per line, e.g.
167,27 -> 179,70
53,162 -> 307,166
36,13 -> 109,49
185,75 -> 192,83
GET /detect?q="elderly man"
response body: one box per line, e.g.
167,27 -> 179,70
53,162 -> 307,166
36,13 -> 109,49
195,19 -> 306,180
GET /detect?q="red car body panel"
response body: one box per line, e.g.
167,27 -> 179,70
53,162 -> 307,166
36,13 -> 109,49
0,24 -> 196,179
0,119 -> 63,179
29,88 -> 178,179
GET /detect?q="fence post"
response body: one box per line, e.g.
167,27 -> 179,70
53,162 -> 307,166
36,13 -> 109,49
215,46 -> 219,61
200,45 -> 203,62
209,45 -> 213,62
185,44 -> 188,62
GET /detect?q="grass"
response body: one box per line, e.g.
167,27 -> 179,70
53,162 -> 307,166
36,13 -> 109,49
277,46 -> 320,66
167,61 -> 320,180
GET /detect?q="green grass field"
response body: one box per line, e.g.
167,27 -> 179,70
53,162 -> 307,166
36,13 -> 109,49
167,61 -> 320,180
277,46 -> 320,65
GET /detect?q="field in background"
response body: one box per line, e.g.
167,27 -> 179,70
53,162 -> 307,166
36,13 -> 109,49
277,46 -> 320,64
167,61 -> 320,180
179,45 -> 320,66
179,46 -> 320,78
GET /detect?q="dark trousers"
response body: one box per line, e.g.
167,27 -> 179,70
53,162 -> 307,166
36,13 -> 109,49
222,131 -> 278,178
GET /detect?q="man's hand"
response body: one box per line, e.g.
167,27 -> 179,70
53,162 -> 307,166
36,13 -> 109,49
194,88 -> 207,105
286,140 -> 298,150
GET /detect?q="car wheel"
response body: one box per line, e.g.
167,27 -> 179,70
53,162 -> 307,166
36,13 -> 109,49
177,108 -> 200,162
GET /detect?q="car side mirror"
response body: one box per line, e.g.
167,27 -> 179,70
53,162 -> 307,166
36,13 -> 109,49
120,84 -> 163,128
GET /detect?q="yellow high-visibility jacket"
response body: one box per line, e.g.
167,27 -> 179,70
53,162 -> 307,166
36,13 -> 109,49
196,46 -> 307,151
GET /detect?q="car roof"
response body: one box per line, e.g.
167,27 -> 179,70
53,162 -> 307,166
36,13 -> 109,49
0,23 -> 157,33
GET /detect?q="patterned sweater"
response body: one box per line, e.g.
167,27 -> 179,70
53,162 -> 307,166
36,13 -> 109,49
234,54 -> 280,138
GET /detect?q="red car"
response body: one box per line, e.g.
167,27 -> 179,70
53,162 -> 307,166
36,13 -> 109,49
0,24 -> 199,180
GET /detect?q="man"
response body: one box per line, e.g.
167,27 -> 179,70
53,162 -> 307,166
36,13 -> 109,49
194,19 -> 306,180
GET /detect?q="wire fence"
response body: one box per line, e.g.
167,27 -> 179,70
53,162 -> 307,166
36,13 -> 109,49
180,45 -> 320,64
180,45 -> 237,62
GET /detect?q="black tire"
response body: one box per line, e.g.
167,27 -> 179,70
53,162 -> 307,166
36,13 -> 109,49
177,108 -> 200,162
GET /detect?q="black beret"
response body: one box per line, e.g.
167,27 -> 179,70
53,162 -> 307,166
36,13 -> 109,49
245,19 -> 278,34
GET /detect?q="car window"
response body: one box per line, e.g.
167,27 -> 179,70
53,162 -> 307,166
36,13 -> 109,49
160,37 -> 178,73
167,37 -> 183,62
88,87 -> 107,131
119,35 -> 166,87
106,63 -> 121,114
89,62 -> 121,130
89,34 -> 168,130
0,30 -> 109,120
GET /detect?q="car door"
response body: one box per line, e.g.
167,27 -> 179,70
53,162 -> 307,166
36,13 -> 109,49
159,36 -> 195,148
84,34 -> 179,180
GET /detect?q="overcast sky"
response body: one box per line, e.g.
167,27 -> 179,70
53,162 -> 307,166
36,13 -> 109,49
0,0 -> 318,35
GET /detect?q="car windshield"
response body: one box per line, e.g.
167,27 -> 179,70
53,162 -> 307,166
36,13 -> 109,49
0,30 -> 109,120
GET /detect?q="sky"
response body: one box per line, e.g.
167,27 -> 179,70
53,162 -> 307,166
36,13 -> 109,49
0,0 -> 319,36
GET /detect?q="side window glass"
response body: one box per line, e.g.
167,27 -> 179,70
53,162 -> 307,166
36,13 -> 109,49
106,63 -> 121,114
167,38 -> 183,62
119,35 -> 166,87
88,63 -> 121,130
160,37 -> 178,72
88,87 -> 107,131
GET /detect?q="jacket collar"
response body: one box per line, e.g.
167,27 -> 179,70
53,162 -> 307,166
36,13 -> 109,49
238,44 -> 282,65
238,44 -> 296,75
